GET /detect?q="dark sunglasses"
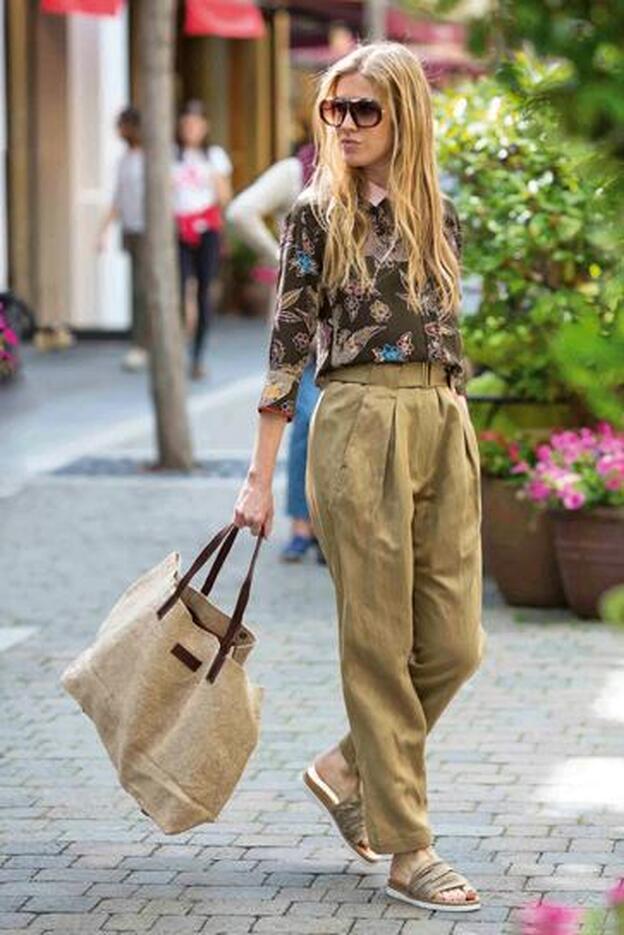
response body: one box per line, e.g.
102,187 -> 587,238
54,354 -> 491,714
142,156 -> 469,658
319,97 -> 384,129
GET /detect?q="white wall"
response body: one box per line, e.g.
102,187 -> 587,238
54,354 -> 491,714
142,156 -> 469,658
0,0 -> 8,290
67,8 -> 130,329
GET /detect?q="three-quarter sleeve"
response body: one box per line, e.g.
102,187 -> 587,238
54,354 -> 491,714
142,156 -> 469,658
257,199 -> 324,422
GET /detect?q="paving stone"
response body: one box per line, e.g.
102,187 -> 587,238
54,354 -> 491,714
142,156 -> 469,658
187,898 -> 290,917
85,884 -> 139,899
349,922 -> 404,934
184,886 -> 278,902
286,901 -> 340,917
0,916 -> 35,930
0,900 -> 26,915
451,923 -> 511,934
199,918 -> 255,934
149,918 -> 205,933
21,896 -> 101,913
27,912 -> 107,930
401,922 -> 454,934
102,914 -> 155,931
251,918 -> 351,933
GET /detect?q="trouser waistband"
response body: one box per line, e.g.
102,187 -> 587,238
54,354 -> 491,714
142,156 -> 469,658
319,361 -> 451,389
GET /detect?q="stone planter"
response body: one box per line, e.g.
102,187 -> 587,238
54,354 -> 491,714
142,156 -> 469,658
482,476 -> 566,607
551,507 -> 624,619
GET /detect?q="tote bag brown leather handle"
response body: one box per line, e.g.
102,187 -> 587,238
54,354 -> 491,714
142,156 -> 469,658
156,523 -> 264,684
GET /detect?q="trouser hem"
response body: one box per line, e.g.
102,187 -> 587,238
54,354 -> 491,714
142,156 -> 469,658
370,831 -> 434,855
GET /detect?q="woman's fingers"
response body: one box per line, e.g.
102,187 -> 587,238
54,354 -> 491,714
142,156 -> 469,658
232,482 -> 273,537
232,506 -> 269,536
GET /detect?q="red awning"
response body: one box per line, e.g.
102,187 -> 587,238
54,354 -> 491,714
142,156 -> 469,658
185,0 -> 265,38
41,0 -> 123,14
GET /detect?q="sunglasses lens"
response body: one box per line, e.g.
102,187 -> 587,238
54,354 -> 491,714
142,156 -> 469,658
320,99 -> 346,127
352,100 -> 382,127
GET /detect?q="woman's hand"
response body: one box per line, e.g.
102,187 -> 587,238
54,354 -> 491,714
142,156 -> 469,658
233,471 -> 274,538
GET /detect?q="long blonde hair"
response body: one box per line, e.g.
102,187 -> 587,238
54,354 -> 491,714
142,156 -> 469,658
310,42 -> 461,316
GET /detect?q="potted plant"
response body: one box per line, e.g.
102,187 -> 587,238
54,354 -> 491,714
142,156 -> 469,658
479,429 -> 566,606
521,423 -> 624,618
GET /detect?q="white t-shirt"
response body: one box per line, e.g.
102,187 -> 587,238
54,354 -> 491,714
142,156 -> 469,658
172,145 -> 233,217
114,148 -> 145,233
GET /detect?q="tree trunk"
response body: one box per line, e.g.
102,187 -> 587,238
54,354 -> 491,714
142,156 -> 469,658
139,0 -> 194,470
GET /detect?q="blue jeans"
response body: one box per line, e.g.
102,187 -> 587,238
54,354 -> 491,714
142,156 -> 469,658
287,358 -> 320,520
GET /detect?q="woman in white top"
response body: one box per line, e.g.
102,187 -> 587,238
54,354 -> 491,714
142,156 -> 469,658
172,100 -> 233,380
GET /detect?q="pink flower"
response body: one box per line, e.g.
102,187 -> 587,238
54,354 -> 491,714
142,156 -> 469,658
2,326 -> 17,345
598,454 -> 624,475
521,900 -> 583,934
537,444 -> 553,462
605,473 -> 624,491
511,460 -> 531,475
561,488 -> 586,510
607,878 -> 624,907
528,480 -> 551,502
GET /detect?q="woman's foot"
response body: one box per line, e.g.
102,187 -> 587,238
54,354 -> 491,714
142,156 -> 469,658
389,845 -> 479,908
281,519 -> 317,563
303,745 -> 381,864
280,534 -> 316,563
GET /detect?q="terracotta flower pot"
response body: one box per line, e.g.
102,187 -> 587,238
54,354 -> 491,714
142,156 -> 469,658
482,477 -> 566,607
551,507 -> 624,619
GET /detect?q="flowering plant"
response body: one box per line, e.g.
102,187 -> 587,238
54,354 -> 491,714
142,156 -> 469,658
0,301 -> 20,380
521,879 -> 624,933
477,429 -> 538,482
521,424 -> 624,511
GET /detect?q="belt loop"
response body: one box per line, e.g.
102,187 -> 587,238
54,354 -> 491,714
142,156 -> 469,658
426,361 -> 432,386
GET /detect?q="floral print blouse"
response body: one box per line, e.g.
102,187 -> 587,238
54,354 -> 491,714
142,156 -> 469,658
258,189 -> 467,422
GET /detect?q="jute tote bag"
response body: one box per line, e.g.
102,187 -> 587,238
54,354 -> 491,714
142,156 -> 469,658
61,523 -> 264,834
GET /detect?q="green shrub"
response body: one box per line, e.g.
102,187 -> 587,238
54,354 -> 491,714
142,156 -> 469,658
435,53 -> 620,403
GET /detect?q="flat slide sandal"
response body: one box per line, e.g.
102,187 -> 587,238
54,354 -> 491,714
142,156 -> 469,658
301,764 -> 382,864
386,857 -> 481,913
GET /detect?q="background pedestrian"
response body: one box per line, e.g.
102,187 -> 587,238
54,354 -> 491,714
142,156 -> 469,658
173,99 -> 232,380
97,106 -> 148,372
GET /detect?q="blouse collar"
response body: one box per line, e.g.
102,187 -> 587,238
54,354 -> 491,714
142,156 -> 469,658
365,178 -> 389,207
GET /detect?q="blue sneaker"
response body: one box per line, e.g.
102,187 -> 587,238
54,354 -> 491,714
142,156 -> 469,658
280,535 -> 316,563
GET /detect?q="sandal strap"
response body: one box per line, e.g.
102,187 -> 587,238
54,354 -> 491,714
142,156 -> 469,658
407,859 -> 472,901
332,795 -> 367,846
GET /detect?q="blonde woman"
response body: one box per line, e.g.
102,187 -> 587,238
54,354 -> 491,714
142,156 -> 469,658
233,42 -> 486,912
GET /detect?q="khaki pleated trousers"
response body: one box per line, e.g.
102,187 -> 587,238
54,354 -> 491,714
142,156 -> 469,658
305,361 -> 486,854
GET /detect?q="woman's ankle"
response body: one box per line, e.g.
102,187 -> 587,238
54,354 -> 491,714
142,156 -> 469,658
314,745 -> 359,796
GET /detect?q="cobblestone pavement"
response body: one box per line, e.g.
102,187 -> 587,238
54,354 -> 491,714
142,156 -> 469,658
1,360 -> 623,935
